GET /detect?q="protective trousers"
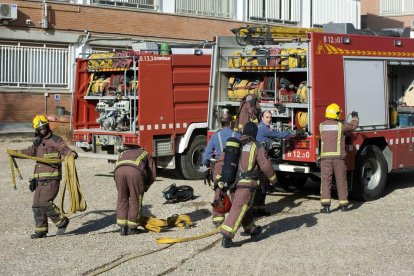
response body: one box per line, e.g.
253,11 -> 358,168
320,159 -> 349,206
252,173 -> 270,211
114,166 -> 145,230
220,184 -> 257,238
32,179 -> 67,234
212,188 -> 226,225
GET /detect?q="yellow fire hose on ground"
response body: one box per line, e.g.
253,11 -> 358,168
7,149 -> 87,214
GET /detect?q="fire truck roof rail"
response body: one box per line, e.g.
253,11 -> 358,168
230,24 -> 323,45
323,23 -> 410,38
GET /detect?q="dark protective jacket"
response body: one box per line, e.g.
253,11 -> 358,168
21,133 -> 75,181
115,148 -> 157,190
319,118 -> 359,159
215,135 -> 276,186
234,95 -> 260,132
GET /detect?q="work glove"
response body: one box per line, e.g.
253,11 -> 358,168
351,111 -> 359,118
70,151 -> 78,159
204,167 -> 213,186
217,181 -> 229,192
295,128 -> 307,138
29,179 -> 37,192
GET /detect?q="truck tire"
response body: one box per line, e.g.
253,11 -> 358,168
352,145 -> 387,201
178,135 -> 206,180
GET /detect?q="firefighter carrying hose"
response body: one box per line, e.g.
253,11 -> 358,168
202,113 -> 240,227
214,122 -> 277,248
114,146 -> 157,235
16,115 -> 77,239
319,103 -> 359,213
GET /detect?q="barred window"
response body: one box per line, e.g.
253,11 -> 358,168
380,0 -> 414,16
0,43 -> 71,89
248,0 -> 300,24
175,0 -> 234,18
91,0 -> 158,10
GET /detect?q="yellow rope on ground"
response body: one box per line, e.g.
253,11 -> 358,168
139,214 -> 193,233
156,226 -> 220,244
6,149 -> 87,214
85,244 -> 174,276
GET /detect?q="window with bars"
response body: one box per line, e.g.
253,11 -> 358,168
380,0 -> 414,16
175,0 -> 234,18
0,43 -> 71,89
248,0 -> 300,24
91,0 -> 158,10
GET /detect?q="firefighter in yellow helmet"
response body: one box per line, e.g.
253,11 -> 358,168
319,104 -> 359,213
17,115 -> 77,239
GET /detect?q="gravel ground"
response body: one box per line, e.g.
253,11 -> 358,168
1,135 -> 413,276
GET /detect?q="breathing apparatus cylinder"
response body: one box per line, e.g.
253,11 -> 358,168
220,137 -> 241,191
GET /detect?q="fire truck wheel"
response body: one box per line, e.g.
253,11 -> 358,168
179,135 -> 206,180
352,145 -> 388,201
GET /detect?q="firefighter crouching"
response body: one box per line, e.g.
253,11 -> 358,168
319,103 -> 359,213
114,146 -> 156,235
17,115 -> 77,239
214,122 -> 277,248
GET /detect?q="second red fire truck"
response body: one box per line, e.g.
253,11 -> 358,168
208,23 -> 414,201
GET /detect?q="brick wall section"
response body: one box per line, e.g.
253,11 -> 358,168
0,1 -> 251,123
0,93 -> 72,122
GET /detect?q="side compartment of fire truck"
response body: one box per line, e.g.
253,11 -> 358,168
208,35 -> 313,189
73,50 -> 211,179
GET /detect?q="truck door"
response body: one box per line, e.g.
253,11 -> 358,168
344,59 -> 387,129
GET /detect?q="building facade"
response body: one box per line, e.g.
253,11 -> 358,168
0,0 -> 361,123
361,0 -> 414,31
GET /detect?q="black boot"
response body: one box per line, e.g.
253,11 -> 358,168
212,221 -> 222,228
56,217 -> 69,236
120,226 -> 128,236
320,205 -> 331,214
127,228 -> 140,235
30,232 -> 47,239
340,205 -> 349,212
221,236 -> 234,248
250,226 -> 263,241
252,210 -> 271,218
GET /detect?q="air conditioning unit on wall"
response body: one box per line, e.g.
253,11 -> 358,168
0,3 -> 17,20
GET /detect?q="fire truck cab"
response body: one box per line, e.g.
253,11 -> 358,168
208,23 -> 414,200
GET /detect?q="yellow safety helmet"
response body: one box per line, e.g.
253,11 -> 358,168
32,115 -> 49,129
325,103 -> 342,120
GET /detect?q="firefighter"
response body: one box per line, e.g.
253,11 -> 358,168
253,110 -> 295,217
17,115 -> 77,239
214,122 -> 277,248
319,103 -> 359,213
114,146 -> 156,235
234,94 -> 261,132
202,114 -> 240,227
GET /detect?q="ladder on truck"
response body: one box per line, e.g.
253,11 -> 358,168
231,24 -> 323,45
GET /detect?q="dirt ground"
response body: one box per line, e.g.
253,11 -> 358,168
0,135 -> 413,276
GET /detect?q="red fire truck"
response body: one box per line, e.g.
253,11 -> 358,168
208,23 -> 414,201
72,46 -> 211,179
